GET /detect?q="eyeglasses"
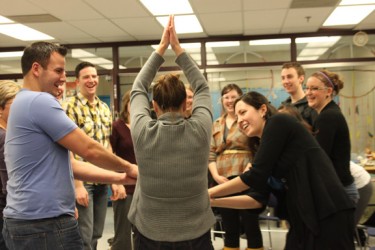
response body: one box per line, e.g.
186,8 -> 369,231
303,86 -> 328,92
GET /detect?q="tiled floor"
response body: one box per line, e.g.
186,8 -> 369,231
97,206 -> 288,250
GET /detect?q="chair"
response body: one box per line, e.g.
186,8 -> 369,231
211,213 -> 225,241
259,194 -> 282,250
356,224 -> 375,250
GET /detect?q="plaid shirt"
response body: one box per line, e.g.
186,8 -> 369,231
209,114 -> 252,177
63,92 -> 112,162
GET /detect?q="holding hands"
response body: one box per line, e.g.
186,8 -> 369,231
156,15 -> 184,56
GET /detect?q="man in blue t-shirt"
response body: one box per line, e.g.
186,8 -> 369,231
3,41 -> 137,250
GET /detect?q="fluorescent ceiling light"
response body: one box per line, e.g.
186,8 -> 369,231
71,49 -> 96,58
299,48 -> 328,56
340,0 -> 375,5
140,0 -> 193,15
156,15 -> 203,33
0,51 -> 23,58
189,53 -> 200,60
323,6 -> 375,26
249,38 -> 291,45
83,57 -> 113,65
206,41 -> 240,47
98,64 -> 113,70
0,23 -> 54,41
206,53 -> 218,61
0,15 -> 14,24
296,36 -> 341,44
98,64 -> 127,70
209,77 -> 226,82
181,43 -> 201,49
297,56 -> 320,61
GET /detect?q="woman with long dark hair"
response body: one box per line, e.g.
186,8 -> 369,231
209,91 -> 355,249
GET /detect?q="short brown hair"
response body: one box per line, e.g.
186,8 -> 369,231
152,74 -> 186,112
282,62 -> 305,77
21,41 -> 67,76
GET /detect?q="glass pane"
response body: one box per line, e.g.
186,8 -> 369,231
0,50 -> 22,74
208,40 -> 290,65
66,47 -> 113,72
119,43 -> 201,68
207,62 -> 375,153
296,34 -> 375,61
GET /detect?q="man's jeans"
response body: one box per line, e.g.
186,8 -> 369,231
2,214 -> 83,250
77,183 -> 108,250
133,228 -> 214,250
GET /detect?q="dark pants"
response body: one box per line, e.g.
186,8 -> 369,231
285,208 -> 355,250
218,207 -> 263,248
133,228 -> 213,250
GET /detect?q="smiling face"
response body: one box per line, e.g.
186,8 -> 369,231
305,76 -> 333,113
222,89 -> 241,115
281,67 -> 304,95
38,51 -> 66,97
185,88 -> 193,112
76,66 -> 98,100
235,100 -> 266,138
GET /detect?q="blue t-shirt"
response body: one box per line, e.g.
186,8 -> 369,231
4,89 -> 77,220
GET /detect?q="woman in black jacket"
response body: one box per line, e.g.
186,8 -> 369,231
209,91 -> 355,250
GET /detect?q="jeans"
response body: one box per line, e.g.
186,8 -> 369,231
111,194 -> 133,250
133,228 -> 213,250
2,215 -> 82,250
0,217 -> 8,250
77,184 -> 108,250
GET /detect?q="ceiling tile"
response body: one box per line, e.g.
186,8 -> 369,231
0,0 -> 43,16
84,0 -> 150,18
190,0 -> 242,13
243,0 -> 292,11
355,11 -> 375,30
112,17 -> 163,39
244,10 -> 287,31
199,13 -> 242,35
282,7 -> 333,33
244,28 -> 281,36
29,0 -> 102,21
68,19 -> 129,39
27,22 -> 97,41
